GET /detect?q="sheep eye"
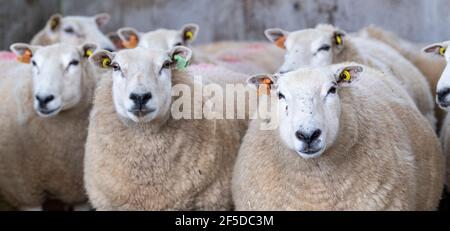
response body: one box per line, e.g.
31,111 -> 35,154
328,86 -> 337,95
278,92 -> 285,100
31,60 -> 37,66
69,60 -> 79,66
318,44 -> 331,52
112,63 -> 121,71
174,42 -> 183,46
162,60 -> 172,69
64,27 -> 75,34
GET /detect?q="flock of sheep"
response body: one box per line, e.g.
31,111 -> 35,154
0,12 -> 449,211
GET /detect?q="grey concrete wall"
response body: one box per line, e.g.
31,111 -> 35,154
2,0 -> 450,49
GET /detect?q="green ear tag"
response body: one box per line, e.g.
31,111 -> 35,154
174,54 -> 188,71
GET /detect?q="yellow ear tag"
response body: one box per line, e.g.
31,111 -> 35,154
185,31 -> 194,41
440,47 -> 446,56
17,49 -> 32,64
340,70 -> 351,82
85,49 -> 93,58
102,57 -> 111,68
275,36 -> 286,49
123,34 -> 138,49
336,35 -> 343,45
257,78 -> 273,96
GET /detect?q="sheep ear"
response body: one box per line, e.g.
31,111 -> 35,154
333,30 -> 346,47
107,32 -> 126,50
265,28 -> 289,49
94,13 -> 110,27
169,46 -> 192,71
10,43 -> 39,64
335,65 -> 363,87
90,50 -> 114,70
247,74 -> 278,96
423,43 -> 447,57
79,43 -> 98,59
180,24 -> 199,44
45,14 -> 62,34
117,27 -> 140,49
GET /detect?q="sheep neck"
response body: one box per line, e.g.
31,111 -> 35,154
334,37 -> 367,65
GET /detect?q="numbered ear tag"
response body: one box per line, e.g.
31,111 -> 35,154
440,47 -> 446,56
257,78 -> 273,96
185,31 -> 194,41
340,70 -> 351,82
123,34 -> 138,49
102,57 -> 111,68
85,49 -> 94,58
174,54 -> 189,71
275,36 -> 286,49
17,49 -> 32,64
335,34 -> 343,45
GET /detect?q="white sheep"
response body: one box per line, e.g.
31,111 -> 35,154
232,63 -> 445,211
360,26 -> 447,126
115,24 -> 283,75
360,26 -> 446,93
115,24 -> 199,51
0,43 -> 98,210
264,24 -> 436,128
424,41 -> 450,186
30,13 -> 114,50
195,41 -> 285,75
84,46 -> 243,210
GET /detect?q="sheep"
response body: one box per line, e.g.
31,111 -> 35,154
359,25 -> 446,93
360,26 -> 447,128
30,13 -> 114,50
116,24 -> 283,75
84,46 -> 243,210
0,42 -> 98,210
264,24 -> 436,129
115,24 -> 216,64
232,63 -> 445,211
424,41 -> 450,187
116,24 -> 199,51
195,41 -> 285,75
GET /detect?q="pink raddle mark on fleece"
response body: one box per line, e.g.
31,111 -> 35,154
219,54 -> 241,63
190,63 -> 217,71
0,51 -> 16,61
244,43 -> 266,50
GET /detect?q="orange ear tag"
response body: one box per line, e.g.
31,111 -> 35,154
122,34 -> 138,49
17,50 -> 32,64
257,78 -> 273,96
275,36 -> 286,49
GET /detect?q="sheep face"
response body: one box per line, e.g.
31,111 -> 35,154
265,25 -> 345,73
43,14 -> 115,51
424,41 -> 450,110
90,46 -> 192,123
117,24 -> 199,50
10,43 -> 97,117
248,64 -> 363,159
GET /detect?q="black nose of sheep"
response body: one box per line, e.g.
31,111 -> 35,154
295,129 -> 322,145
35,94 -> 55,108
129,92 -> 152,109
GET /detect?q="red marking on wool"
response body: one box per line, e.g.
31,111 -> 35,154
0,51 -> 16,61
191,63 -> 216,70
219,55 -> 241,63
245,43 -> 265,50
